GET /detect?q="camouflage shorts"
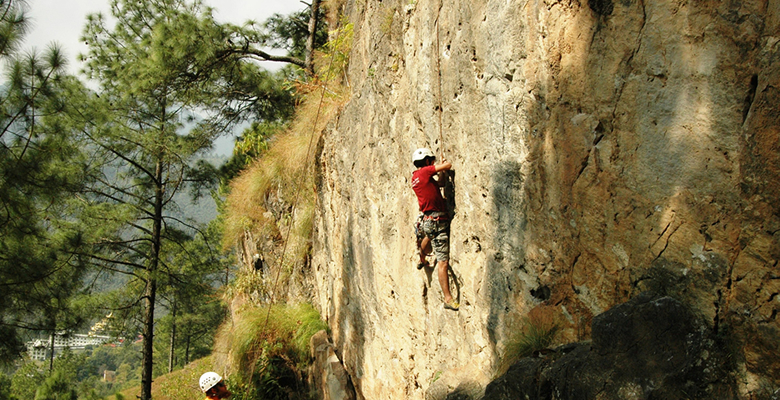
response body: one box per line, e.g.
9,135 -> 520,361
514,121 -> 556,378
422,215 -> 450,262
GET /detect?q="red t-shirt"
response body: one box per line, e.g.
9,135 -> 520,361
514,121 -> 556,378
412,165 -> 446,212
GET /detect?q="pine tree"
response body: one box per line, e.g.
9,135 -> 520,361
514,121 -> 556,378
77,1 -> 281,398
0,0 -> 92,361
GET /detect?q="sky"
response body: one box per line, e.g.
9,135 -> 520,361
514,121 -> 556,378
22,0 -> 308,155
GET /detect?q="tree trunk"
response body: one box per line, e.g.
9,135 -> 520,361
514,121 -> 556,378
304,0 -> 321,75
140,277 -> 157,400
48,331 -> 55,373
168,300 -> 176,373
185,331 -> 191,365
140,159 -> 164,400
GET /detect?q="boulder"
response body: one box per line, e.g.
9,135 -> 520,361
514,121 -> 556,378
485,294 -> 737,399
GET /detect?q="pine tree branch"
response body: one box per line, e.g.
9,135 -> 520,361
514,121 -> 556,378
81,129 -> 158,184
0,63 -> 56,144
83,184 -> 156,217
216,47 -> 306,69
76,252 -> 148,272
18,62 -> 58,161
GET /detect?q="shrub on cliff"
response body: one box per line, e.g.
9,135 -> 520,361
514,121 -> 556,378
214,303 -> 327,399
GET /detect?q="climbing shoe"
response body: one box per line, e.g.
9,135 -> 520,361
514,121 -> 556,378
443,299 -> 459,311
417,260 -> 429,270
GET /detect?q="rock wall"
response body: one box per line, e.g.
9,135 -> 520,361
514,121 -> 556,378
309,0 -> 780,398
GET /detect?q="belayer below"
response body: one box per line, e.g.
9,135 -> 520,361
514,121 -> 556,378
411,147 -> 458,311
199,371 -> 232,399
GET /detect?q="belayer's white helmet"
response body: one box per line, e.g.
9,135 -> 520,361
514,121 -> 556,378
412,148 -> 435,163
199,371 -> 222,393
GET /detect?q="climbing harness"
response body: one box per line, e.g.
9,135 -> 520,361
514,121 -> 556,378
423,211 -> 448,221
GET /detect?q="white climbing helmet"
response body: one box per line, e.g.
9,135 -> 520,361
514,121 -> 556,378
199,371 -> 222,393
412,148 -> 435,162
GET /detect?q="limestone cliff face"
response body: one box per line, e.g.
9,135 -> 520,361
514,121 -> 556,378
308,0 -> 779,398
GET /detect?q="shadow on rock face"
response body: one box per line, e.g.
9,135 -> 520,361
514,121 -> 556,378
588,0 -> 613,16
485,293 -> 739,400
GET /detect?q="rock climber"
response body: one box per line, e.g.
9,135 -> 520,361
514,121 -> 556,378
411,147 -> 458,311
199,371 -> 232,399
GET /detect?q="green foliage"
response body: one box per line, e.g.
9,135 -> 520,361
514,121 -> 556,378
81,0 -> 297,132
260,7 -> 329,61
34,369 -> 78,400
216,303 -> 326,399
318,22 -> 353,83
77,376 -> 109,400
0,0 -> 27,57
10,362 -> 44,400
0,0 -> 94,362
0,0 -> 332,396
153,295 -> 226,377
0,374 -> 13,400
8,344 -> 142,400
152,221 -> 228,377
219,121 -> 286,185
78,1 -> 256,397
82,341 -> 142,384
9,350 -> 86,400
114,363 -> 139,389
78,384 -> 105,400
75,2 -> 318,394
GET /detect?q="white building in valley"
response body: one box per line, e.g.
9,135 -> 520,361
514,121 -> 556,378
25,333 -> 112,362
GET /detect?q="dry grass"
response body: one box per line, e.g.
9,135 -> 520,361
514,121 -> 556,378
497,307 -> 561,377
221,22 -> 353,248
221,126 -> 313,250
220,87 -> 343,290
221,22 -> 353,303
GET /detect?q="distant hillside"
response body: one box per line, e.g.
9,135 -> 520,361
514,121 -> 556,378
172,154 -> 228,226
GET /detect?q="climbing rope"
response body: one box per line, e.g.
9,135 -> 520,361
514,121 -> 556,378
435,1 -> 445,160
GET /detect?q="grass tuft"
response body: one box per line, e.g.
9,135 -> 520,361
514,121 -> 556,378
498,310 -> 560,376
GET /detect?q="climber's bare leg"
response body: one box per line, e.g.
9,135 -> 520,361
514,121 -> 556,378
419,236 -> 431,264
438,259 -> 453,303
